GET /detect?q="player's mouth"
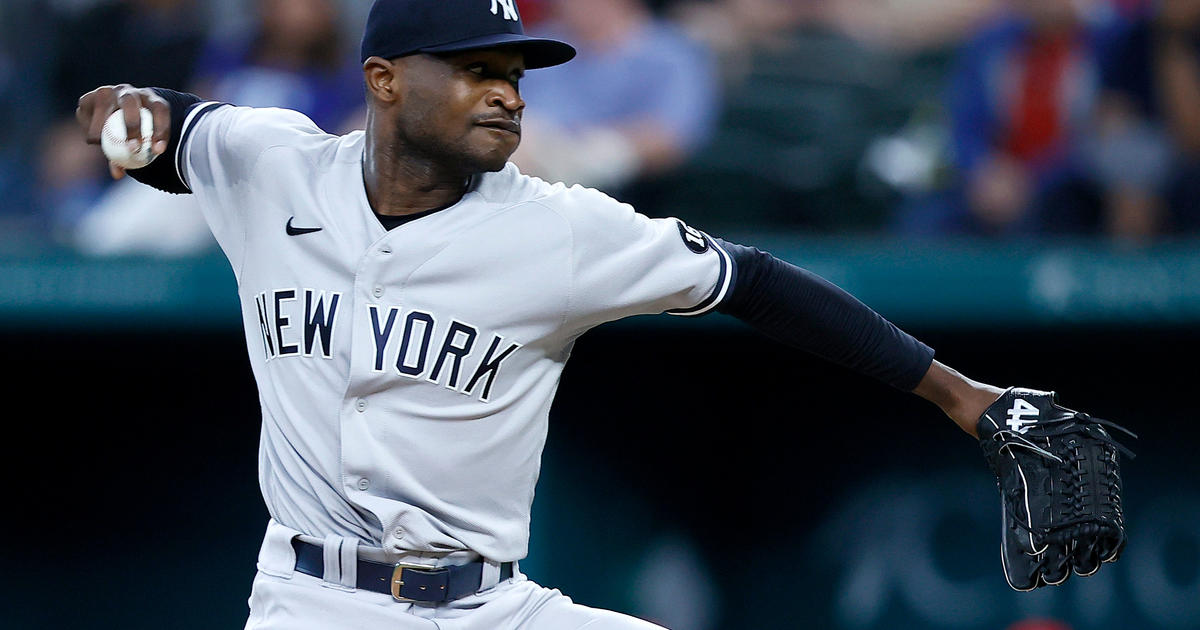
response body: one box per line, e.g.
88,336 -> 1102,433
476,118 -> 521,136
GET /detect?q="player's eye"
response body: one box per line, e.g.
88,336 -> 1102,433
464,62 -> 521,89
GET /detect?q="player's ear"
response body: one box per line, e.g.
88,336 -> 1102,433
363,56 -> 402,105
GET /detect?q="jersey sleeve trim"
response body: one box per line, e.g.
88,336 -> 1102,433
666,233 -> 733,317
126,89 -> 206,194
175,101 -> 228,192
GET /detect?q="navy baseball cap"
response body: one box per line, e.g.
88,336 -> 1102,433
361,0 -> 576,69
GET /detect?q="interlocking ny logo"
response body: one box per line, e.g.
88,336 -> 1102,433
491,0 -> 519,21
1006,398 -> 1040,434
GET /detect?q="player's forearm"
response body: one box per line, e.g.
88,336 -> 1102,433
911,360 -> 1003,438
709,239 -> 1000,434
713,238 -> 934,391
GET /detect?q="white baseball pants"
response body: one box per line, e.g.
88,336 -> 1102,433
244,519 -> 666,630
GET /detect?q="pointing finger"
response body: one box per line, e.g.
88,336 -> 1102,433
84,87 -> 118,144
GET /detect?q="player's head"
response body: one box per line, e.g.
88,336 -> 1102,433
359,0 -> 575,175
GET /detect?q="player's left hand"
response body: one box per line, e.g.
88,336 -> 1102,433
977,387 -> 1136,590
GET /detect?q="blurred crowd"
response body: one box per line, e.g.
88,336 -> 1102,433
1,0 -> 1198,256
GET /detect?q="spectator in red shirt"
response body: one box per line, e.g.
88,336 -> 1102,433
896,0 -> 1117,236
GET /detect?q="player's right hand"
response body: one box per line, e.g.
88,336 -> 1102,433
76,84 -> 171,180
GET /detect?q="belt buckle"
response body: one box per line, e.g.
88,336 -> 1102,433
390,562 -> 440,602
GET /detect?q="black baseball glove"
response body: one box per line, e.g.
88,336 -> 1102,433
977,387 -> 1136,591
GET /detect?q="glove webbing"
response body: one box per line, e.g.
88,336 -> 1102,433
991,413 -> 1136,540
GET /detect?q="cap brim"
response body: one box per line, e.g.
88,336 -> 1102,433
419,33 -> 576,69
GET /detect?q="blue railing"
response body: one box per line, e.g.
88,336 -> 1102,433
4,236 -> 1200,329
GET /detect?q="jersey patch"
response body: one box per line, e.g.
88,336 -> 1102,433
676,220 -> 709,254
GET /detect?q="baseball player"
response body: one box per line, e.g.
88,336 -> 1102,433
74,0 -> 1129,627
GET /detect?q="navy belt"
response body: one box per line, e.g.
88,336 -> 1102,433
292,538 -> 514,603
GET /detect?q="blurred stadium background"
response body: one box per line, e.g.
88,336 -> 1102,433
2,0 -> 1199,629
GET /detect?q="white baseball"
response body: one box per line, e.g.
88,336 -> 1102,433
100,107 -> 157,170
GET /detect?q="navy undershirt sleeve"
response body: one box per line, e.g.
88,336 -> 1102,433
712,238 -> 934,391
125,88 -> 204,194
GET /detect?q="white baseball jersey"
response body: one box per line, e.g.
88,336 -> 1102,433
177,103 -> 732,562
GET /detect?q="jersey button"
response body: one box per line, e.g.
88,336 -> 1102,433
393,528 -> 405,538
372,286 -> 384,298
380,246 -> 393,255
357,478 -> 370,491
355,398 -> 367,412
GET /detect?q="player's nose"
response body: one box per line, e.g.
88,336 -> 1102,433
486,83 -> 524,113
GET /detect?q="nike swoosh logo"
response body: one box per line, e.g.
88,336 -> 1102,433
286,217 -> 323,236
